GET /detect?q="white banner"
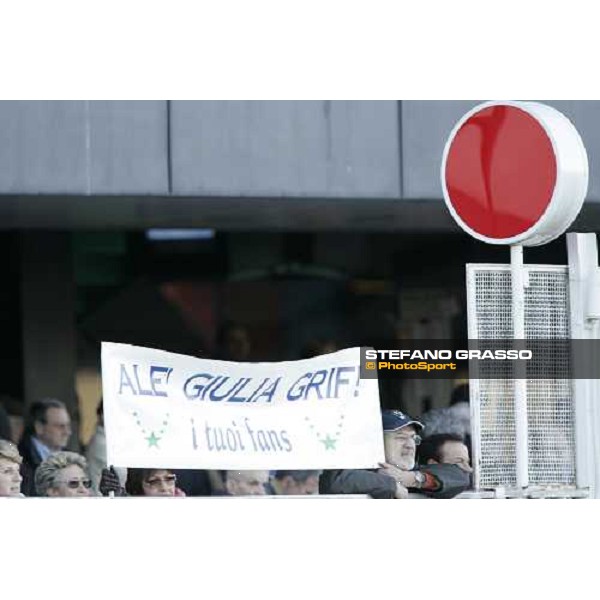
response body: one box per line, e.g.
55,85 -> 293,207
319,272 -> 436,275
101,343 -> 385,470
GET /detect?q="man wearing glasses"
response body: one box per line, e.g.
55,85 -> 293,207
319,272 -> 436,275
18,398 -> 73,496
319,410 -> 471,499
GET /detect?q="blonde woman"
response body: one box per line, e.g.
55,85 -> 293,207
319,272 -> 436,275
0,440 -> 24,497
35,451 -> 93,497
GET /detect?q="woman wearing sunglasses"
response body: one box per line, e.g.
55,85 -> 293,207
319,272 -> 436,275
35,451 -> 93,497
126,468 -> 184,497
99,466 -> 185,497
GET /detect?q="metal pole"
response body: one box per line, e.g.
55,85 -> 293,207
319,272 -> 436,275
511,245 -> 529,488
567,233 -> 599,496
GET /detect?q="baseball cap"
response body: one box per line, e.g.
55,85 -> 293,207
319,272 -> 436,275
381,409 -> 424,432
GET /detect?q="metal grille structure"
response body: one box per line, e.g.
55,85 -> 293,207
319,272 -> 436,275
467,265 -> 576,490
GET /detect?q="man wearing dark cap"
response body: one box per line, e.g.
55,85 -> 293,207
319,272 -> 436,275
319,409 -> 471,499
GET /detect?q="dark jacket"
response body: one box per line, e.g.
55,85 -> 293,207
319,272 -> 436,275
0,402 -> 11,441
319,463 -> 471,499
17,433 -> 44,497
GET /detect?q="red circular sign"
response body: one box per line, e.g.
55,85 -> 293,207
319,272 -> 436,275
444,105 -> 557,239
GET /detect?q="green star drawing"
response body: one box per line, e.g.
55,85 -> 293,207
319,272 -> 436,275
320,435 -> 337,450
145,431 -> 161,448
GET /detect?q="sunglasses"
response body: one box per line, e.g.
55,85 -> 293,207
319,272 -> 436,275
58,479 -> 92,489
144,475 -> 177,487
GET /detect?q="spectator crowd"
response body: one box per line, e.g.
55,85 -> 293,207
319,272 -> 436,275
0,389 -> 473,499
